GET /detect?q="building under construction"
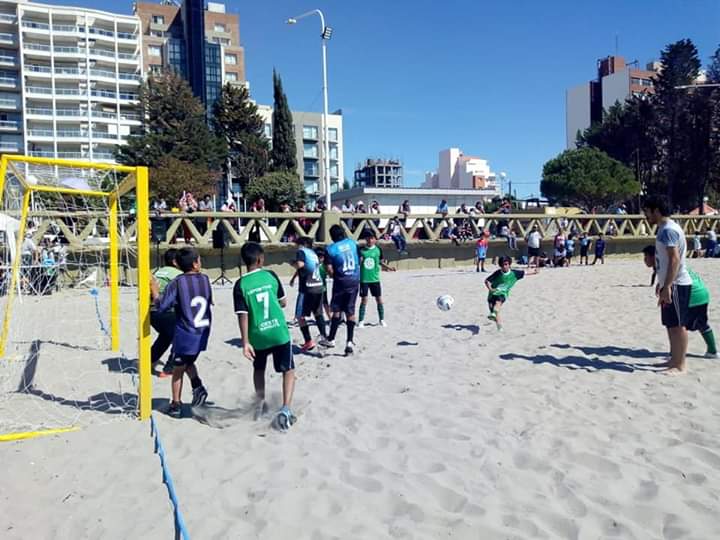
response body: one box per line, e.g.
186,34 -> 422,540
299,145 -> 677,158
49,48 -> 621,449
354,159 -> 403,188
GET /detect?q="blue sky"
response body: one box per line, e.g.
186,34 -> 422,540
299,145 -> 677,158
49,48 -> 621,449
52,0 -> 718,196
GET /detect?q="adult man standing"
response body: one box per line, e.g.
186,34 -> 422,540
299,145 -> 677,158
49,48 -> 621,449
526,225 -> 542,267
643,197 -> 693,373
705,227 -> 717,258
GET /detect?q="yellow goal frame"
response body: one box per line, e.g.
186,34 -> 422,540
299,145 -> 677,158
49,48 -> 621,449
0,155 -> 152,429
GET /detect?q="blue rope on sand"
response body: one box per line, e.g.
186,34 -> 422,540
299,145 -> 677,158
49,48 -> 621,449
151,415 -> 191,540
89,288 -> 110,338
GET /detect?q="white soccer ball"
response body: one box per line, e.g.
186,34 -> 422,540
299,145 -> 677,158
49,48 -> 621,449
436,294 -> 454,311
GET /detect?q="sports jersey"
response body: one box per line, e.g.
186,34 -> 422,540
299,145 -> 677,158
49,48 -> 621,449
295,247 -> 323,294
318,264 -> 328,292
655,219 -> 692,286
233,269 -> 290,350
688,269 -> 710,308
326,238 -> 360,287
154,266 -> 182,295
595,238 -> 606,255
565,238 -> 575,252
360,245 -> 383,284
155,272 -> 213,355
486,268 -> 525,300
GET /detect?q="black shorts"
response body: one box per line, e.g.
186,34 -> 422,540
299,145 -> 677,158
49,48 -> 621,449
528,247 -> 540,257
295,292 -> 323,318
331,283 -> 359,314
172,353 -> 199,368
580,247 -> 588,257
566,250 -> 574,258
360,282 -> 382,298
661,284 -> 691,328
686,303 -> 709,332
253,341 -> 294,373
488,295 -> 505,311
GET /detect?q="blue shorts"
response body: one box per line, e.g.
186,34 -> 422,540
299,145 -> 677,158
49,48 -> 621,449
173,325 -> 209,356
331,282 -> 359,315
476,247 -> 487,259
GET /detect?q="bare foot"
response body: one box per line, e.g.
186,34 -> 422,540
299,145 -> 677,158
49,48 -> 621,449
662,366 -> 687,375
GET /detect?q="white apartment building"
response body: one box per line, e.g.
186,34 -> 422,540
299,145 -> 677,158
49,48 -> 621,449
258,104 -> 344,198
422,148 -> 500,195
0,0 -> 142,161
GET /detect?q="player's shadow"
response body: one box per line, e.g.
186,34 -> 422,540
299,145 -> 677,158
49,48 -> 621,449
551,343 -> 665,360
442,323 -> 480,336
225,338 -> 244,348
397,341 -> 418,347
612,284 -> 651,288
499,352 -> 662,373
102,356 -> 138,374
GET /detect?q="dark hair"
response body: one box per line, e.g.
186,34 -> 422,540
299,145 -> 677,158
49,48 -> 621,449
642,196 -> 671,217
175,247 -> 199,272
241,242 -> 264,267
163,248 -> 178,267
363,230 -> 377,240
498,255 -> 512,266
642,245 -> 656,256
314,246 -> 326,258
297,236 -> 313,248
329,224 -> 346,242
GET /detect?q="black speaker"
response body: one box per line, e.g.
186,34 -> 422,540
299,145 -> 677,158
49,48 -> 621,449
150,218 -> 168,243
212,228 -> 226,249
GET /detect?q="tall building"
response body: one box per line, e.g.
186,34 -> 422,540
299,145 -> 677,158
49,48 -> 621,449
566,55 -> 657,149
422,148 -> 499,193
257,104 -> 344,198
0,0 -> 142,161
354,159 -> 402,188
134,0 -> 245,110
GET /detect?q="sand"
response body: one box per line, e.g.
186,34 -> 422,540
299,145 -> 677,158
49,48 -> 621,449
1,258 -> 720,540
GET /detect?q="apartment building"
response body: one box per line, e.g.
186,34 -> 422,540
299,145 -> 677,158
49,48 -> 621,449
354,159 -> 403,188
135,0 -> 245,110
422,148 -> 499,194
0,0 -> 142,161
257,104 -> 344,198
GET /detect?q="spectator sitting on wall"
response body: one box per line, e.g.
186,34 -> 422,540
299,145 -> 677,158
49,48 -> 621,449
341,199 -> 355,213
355,201 -> 367,214
436,199 -> 449,216
221,198 -> 236,212
473,200 -> 485,214
457,203 -> 470,215
397,200 -> 411,225
389,218 -> 408,255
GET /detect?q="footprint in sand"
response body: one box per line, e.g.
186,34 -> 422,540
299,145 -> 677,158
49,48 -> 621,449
340,462 -> 383,493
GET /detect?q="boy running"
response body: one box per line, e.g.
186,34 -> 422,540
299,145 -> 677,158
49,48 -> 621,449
485,255 -> 537,331
475,232 -> 488,272
151,247 -> 211,418
358,231 -> 396,328
321,224 -> 361,355
642,245 -> 717,358
290,236 -> 327,351
151,248 -> 181,377
234,242 -> 296,430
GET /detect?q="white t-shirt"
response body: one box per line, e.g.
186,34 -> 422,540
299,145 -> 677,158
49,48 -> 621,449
707,230 -> 717,242
655,219 -> 692,287
527,231 -> 541,249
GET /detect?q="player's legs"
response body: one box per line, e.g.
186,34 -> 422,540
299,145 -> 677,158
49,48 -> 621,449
150,311 -> 175,368
666,326 -> 688,372
373,283 -> 385,325
701,326 -> 717,356
480,256 -> 486,272
253,349 -> 269,401
358,283 -> 369,325
662,285 -> 690,372
282,370 -> 296,408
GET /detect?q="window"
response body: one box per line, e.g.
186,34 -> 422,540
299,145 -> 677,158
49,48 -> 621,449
150,30 -> 165,38
212,37 -> 230,46
330,163 -> 339,178
304,160 -> 319,177
328,127 -> 338,142
152,15 -> 165,25
225,72 -> 237,82
303,142 -> 318,158
303,125 -> 318,139
329,144 -> 338,160
213,23 -> 225,32
204,42 -> 222,108
263,123 -> 271,139
148,45 -> 161,57
149,64 -> 163,74
224,53 -> 236,65
167,38 -> 186,77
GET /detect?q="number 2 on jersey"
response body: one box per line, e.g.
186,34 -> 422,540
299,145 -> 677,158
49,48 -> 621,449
190,296 -> 210,328
255,291 -> 270,320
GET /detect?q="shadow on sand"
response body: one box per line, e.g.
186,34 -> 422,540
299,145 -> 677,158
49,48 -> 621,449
499,351 -> 663,373
442,324 -> 480,336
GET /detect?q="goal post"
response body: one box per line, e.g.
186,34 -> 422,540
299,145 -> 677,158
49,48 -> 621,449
0,155 -> 152,438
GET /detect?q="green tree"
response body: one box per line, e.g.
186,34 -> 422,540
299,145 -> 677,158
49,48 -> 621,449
116,72 -> 225,171
541,148 -> 639,210
212,83 -> 270,194
245,171 -> 306,211
149,156 -> 219,203
270,70 -> 297,172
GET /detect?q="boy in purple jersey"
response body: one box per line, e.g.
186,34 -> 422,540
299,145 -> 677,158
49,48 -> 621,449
151,247 -> 212,418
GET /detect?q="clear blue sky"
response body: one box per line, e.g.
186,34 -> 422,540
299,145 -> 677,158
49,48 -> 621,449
52,0 -> 718,196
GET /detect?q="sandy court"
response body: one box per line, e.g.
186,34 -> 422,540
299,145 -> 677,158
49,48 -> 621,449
1,258 -> 719,539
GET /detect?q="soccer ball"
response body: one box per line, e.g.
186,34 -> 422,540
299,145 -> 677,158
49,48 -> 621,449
436,294 -> 454,311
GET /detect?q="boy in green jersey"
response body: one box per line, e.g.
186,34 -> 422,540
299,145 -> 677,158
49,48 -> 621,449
151,249 -> 182,376
643,245 -> 717,358
234,242 -> 297,430
485,255 -> 537,330
358,231 -> 395,328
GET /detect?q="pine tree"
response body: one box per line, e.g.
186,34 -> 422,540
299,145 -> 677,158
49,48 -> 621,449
116,71 -> 225,171
212,83 -> 270,194
270,70 -> 297,172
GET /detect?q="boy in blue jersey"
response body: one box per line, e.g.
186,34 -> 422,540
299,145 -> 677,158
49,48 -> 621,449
290,236 -> 327,351
591,233 -> 606,265
320,224 -> 361,355
151,247 -> 212,418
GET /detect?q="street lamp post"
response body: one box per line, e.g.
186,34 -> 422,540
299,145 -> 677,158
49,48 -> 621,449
286,10 -> 333,210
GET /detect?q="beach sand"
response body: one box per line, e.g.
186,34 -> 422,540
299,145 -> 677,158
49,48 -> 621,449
1,258 -> 719,539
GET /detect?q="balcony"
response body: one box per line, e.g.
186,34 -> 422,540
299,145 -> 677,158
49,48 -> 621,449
0,119 -> 19,130
117,52 -> 139,62
53,45 -> 83,57
28,128 -> 88,138
120,112 -> 141,121
25,64 -> 52,75
55,66 -> 83,77
55,87 -> 83,96
24,42 -> 51,53
0,14 -> 17,25
88,27 -> 115,39
0,33 -> 15,46
92,151 -> 115,160
0,141 -> 19,153
117,31 -> 138,41
0,53 -> 16,66
22,21 -> 50,32
118,72 -> 141,82
89,48 -> 115,59
0,76 -> 17,88
118,91 -> 138,101
0,97 -> 18,109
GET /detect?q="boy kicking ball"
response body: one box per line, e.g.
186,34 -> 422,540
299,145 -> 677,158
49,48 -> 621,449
234,242 -> 297,430
485,255 -> 537,331
151,247 -> 211,418
358,231 -> 396,328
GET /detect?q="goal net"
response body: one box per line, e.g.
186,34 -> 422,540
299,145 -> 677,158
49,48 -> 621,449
0,156 -> 151,439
